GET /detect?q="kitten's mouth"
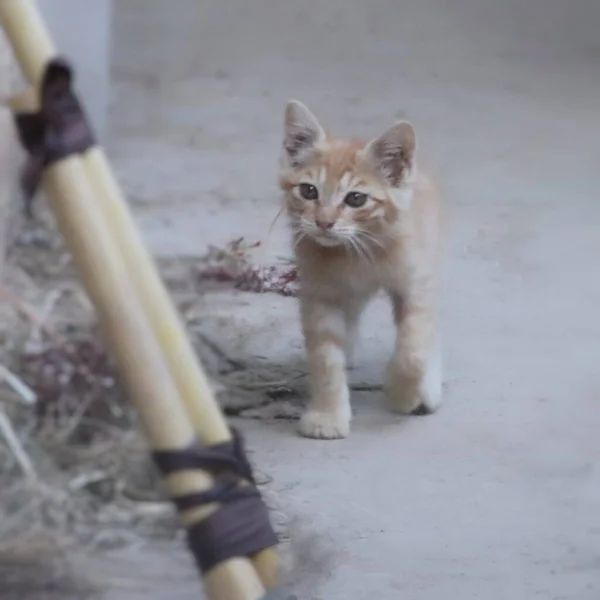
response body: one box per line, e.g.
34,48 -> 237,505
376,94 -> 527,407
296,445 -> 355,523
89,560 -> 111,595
310,232 -> 343,247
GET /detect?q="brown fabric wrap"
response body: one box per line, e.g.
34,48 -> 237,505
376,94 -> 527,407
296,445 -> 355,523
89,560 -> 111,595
12,58 -> 96,209
152,428 -> 278,573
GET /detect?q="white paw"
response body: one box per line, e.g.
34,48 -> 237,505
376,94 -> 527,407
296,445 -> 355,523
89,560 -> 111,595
385,363 -> 442,415
385,378 -> 442,414
386,340 -> 443,415
298,409 -> 351,440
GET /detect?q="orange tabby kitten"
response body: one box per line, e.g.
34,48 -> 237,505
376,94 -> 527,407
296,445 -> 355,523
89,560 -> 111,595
278,100 -> 442,439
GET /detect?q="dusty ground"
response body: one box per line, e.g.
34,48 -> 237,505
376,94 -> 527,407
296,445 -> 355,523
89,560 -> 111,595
2,0 -> 600,598
113,0 -> 600,598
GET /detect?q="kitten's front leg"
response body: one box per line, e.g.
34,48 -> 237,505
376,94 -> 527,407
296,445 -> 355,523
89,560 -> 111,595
385,291 -> 442,415
299,298 -> 351,439
344,297 -> 368,369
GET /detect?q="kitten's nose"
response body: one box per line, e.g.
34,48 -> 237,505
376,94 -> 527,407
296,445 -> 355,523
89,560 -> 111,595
315,218 -> 335,231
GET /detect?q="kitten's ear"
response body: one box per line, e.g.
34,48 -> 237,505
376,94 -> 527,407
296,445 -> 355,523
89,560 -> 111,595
283,100 -> 326,167
362,121 -> 416,186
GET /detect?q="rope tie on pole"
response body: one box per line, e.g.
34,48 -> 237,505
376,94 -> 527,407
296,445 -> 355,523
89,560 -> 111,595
153,428 -> 279,574
12,58 -> 95,207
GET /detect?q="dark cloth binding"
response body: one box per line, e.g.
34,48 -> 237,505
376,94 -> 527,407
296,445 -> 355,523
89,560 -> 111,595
12,58 -> 96,212
153,428 -> 278,573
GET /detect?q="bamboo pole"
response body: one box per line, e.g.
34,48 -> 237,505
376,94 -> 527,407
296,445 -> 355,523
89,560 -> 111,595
83,148 -> 232,444
1,0 -> 278,596
42,155 -> 266,600
0,0 -> 52,86
0,0 -> 279,586
0,0 -> 231,442
85,150 -> 279,588
7,93 -> 267,600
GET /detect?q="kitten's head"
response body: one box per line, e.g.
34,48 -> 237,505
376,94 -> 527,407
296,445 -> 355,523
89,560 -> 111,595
279,100 -> 417,250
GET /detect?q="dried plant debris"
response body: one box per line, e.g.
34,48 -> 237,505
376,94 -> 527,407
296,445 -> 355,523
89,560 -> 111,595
0,288 -> 177,576
0,236 -> 304,596
196,237 -> 299,297
18,334 -> 130,438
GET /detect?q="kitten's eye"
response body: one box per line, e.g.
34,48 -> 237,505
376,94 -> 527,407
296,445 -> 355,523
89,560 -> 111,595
344,192 -> 368,208
298,183 -> 319,200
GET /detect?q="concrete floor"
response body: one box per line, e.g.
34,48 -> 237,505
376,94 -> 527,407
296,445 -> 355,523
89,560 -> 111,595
108,0 -> 600,598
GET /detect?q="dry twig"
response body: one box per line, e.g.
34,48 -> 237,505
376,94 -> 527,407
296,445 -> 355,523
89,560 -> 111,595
196,237 -> 299,297
0,286 -> 62,344
0,363 -> 37,404
0,411 -> 37,482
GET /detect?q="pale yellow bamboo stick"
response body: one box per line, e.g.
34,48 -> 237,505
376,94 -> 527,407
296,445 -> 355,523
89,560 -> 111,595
7,91 -> 267,600
83,125 -> 280,593
0,0 -> 279,586
42,155 -> 266,600
0,0 -> 54,86
84,148 -> 231,443
7,90 -> 279,596
1,0 -> 276,595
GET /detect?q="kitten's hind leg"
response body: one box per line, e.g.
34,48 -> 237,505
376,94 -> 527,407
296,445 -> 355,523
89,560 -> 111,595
299,299 -> 351,439
385,292 -> 443,415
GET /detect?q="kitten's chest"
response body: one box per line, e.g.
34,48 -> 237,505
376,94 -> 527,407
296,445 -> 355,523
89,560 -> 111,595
299,253 -> 411,299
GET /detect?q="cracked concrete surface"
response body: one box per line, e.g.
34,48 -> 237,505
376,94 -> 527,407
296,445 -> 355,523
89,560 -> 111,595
108,0 -> 600,597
